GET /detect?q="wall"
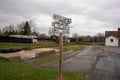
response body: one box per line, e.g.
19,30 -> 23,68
32,38 -> 38,43
118,28 -> 120,38
105,36 -> 119,47
0,35 -> 33,43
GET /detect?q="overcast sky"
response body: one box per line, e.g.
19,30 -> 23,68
0,0 -> 120,36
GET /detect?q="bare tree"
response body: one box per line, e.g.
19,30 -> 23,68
16,22 -> 25,34
0,29 -> 2,35
72,33 -> 79,43
39,33 -> 48,39
31,28 -> 39,36
48,27 -> 54,36
2,25 -> 16,35
95,33 -> 105,42
29,20 -> 36,32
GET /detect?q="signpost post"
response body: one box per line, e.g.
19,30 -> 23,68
52,14 -> 72,80
59,32 -> 63,80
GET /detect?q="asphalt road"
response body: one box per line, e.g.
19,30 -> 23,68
88,46 -> 120,80
30,45 -> 101,73
24,45 -> 120,80
62,46 -> 101,73
44,46 -> 120,80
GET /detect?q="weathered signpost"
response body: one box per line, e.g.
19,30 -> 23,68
52,14 -> 72,80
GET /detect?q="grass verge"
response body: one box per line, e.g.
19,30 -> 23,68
0,41 -> 57,49
0,42 -> 86,51
35,58 -> 54,64
64,44 -> 85,51
0,57 -> 86,80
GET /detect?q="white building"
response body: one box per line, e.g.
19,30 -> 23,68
105,28 -> 120,47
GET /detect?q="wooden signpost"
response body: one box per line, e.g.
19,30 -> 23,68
52,14 -> 71,80
59,32 -> 63,80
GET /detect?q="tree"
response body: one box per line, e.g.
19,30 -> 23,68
16,22 -> 25,34
39,33 -> 48,39
48,27 -> 54,36
31,28 -> 39,37
0,29 -> 2,35
2,25 -> 17,35
1,20 -> 37,35
22,21 -> 31,35
95,33 -> 105,42
72,33 -> 79,43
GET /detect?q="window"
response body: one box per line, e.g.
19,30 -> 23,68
110,39 -> 113,42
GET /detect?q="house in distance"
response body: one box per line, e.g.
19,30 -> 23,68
105,28 -> 120,47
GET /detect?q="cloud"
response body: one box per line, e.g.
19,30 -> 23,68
0,0 -> 120,35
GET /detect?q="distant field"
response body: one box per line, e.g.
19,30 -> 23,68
0,42 -> 57,49
0,57 -> 86,80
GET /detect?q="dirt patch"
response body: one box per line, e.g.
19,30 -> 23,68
0,48 -> 56,61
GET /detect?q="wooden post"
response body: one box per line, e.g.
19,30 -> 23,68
59,32 -> 63,80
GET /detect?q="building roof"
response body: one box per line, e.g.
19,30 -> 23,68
105,31 -> 118,38
9,35 -> 37,39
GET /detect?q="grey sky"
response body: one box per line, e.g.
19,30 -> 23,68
0,0 -> 120,36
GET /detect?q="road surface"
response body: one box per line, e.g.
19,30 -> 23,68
88,46 -> 120,80
24,45 -> 120,80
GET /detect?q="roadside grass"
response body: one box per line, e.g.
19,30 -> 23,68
64,44 -> 85,51
0,57 -> 86,80
0,42 -> 86,51
35,58 -> 54,64
0,41 -> 57,49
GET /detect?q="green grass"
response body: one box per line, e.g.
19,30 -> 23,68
0,41 -> 57,49
0,42 -> 86,51
35,58 -> 54,64
64,44 -> 85,51
0,57 -> 86,80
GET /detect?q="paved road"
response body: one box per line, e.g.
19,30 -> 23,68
62,46 -> 101,73
30,45 -> 102,73
88,46 -> 120,80
24,45 -> 120,80
41,46 -> 120,80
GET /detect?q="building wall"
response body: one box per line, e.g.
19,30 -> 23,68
105,36 -> 119,47
118,28 -> 120,38
32,39 -> 38,43
0,35 -> 37,43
